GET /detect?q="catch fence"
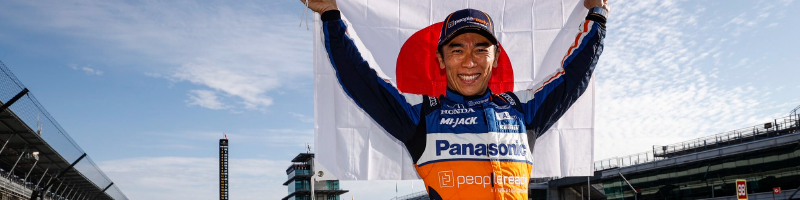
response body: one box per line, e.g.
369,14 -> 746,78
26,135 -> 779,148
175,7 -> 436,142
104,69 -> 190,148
594,113 -> 800,171
0,61 -> 127,199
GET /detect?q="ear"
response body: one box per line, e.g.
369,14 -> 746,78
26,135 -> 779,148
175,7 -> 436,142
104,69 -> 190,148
436,51 -> 446,70
492,46 -> 501,68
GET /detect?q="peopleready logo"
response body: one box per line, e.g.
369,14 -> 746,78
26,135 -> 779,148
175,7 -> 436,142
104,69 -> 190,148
447,16 -> 490,29
437,171 -> 528,188
440,117 -> 478,128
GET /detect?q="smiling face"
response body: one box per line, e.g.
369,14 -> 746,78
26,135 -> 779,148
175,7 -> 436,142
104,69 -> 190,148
436,32 -> 500,96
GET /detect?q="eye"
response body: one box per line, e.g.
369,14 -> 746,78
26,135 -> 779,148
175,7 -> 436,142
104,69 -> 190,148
451,49 -> 463,54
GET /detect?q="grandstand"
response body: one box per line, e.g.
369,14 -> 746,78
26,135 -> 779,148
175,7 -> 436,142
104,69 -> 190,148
0,61 -> 126,199
390,106 -> 800,200
544,108 -> 800,200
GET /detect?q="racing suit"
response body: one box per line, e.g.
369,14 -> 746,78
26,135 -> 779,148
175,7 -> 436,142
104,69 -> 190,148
320,10 -> 605,200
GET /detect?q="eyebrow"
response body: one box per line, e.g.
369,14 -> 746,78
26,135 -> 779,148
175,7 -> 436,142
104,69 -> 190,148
447,42 -> 463,48
476,42 -> 491,48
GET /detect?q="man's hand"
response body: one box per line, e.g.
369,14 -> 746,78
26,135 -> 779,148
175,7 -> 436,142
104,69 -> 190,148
300,0 -> 338,14
584,0 -> 610,13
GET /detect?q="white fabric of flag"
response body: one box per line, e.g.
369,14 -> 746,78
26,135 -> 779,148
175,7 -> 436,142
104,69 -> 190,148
314,0 -> 595,180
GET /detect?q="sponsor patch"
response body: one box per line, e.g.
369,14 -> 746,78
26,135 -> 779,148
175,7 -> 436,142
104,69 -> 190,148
441,108 -> 476,115
499,93 -> 516,105
435,140 -> 528,157
500,124 -> 520,131
439,171 -> 455,188
437,171 -> 528,189
428,96 -> 439,107
495,112 -> 514,120
440,117 -> 478,128
467,98 -> 489,107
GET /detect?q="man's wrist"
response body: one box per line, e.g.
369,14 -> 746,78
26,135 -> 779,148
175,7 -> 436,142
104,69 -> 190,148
586,7 -> 607,25
321,10 -> 341,22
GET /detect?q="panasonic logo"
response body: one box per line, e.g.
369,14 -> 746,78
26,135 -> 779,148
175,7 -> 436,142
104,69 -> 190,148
440,108 -> 476,115
440,117 -> 478,128
435,140 -> 528,156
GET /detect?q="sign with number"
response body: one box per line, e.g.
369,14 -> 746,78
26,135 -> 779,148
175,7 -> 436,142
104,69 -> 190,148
774,187 -> 781,194
736,180 -> 747,200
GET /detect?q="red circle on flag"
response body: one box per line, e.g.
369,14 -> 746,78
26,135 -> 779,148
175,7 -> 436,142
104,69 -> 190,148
396,22 -> 514,97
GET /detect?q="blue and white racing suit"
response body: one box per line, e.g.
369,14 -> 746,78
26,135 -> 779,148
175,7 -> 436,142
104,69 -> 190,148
320,10 -> 605,200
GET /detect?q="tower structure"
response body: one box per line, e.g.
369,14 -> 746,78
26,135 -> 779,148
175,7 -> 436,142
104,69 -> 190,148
283,151 -> 348,200
219,135 -> 229,200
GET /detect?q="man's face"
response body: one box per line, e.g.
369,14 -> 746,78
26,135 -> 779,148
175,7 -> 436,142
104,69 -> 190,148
437,32 -> 499,96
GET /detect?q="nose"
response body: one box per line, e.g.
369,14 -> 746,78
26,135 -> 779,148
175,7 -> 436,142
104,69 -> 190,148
461,53 -> 477,69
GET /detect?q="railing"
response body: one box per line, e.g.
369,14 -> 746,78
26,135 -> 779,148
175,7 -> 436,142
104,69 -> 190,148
0,60 -> 127,199
652,115 -> 798,157
0,171 -> 34,199
530,177 -> 559,184
594,113 -> 800,171
286,164 -> 310,174
390,190 -> 429,200
288,169 -> 311,179
594,151 -> 665,171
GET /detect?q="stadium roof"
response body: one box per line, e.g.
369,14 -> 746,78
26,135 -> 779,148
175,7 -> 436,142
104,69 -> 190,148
0,61 -> 126,199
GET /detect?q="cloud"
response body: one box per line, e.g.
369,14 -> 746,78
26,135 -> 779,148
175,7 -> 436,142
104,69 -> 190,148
99,157 -> 287,200
2,0 -> 313,111
186,89 -> 228,110
592,0 -> 794,159
288,112 -> 314,123
174,64 -> 277,110
136,129 -> 314,151
228,129 -> 314,148
70,65 -> 104,76
722,0 -> 792,36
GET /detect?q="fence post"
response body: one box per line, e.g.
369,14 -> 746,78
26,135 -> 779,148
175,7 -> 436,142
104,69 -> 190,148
0,88 -> 29,115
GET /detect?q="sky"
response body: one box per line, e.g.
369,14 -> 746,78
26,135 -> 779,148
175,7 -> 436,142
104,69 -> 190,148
0,0 -> 799,199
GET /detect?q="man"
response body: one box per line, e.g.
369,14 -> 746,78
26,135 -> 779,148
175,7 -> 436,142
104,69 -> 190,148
302,0 -> 608,199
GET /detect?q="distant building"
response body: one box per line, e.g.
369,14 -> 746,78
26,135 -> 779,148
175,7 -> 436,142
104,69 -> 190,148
220,137 -> 229,200
532,111 -> 800,200
283,153 -> 348,200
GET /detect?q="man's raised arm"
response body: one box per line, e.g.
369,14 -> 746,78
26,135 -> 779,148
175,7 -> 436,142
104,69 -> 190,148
302,0 -> 423,143
509,0 -> 609,137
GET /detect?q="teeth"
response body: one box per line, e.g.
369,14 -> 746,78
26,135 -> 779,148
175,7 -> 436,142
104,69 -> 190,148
459,74 -> 479,81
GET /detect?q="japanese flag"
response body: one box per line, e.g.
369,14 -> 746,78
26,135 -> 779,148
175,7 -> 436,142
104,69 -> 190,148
314,0 -> 595,180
